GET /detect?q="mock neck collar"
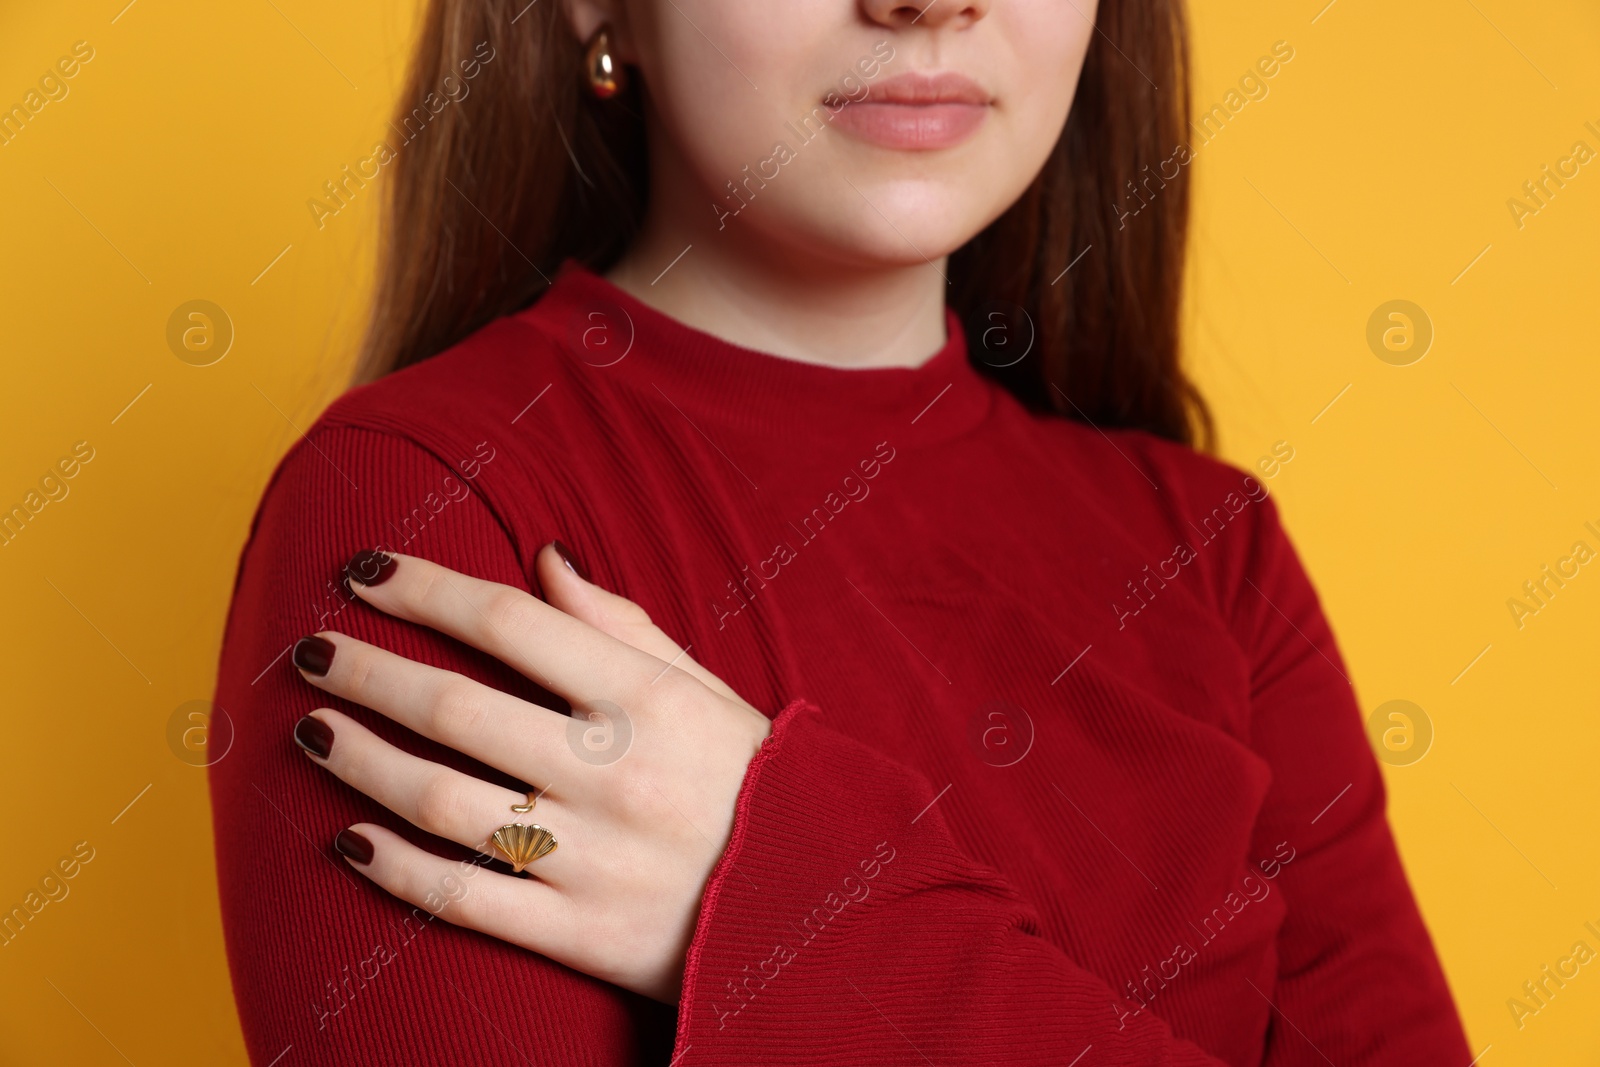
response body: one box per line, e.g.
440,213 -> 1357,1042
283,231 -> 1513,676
517,258 -> 995,451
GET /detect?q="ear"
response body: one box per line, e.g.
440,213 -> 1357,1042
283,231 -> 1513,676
559,0 -> 638,62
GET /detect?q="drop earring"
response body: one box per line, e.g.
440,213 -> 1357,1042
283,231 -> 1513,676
583,24 -> 626,99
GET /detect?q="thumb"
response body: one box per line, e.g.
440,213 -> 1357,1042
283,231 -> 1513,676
536,541 -> 747,706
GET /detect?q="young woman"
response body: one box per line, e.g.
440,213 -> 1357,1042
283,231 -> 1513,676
209,0 -> 1471,1063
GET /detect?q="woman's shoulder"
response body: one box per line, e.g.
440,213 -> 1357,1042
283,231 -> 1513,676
240,309 -> 588,562
313,310 -> 576,461
1021,405 -> 1281,520
1024,410 -> 1298,617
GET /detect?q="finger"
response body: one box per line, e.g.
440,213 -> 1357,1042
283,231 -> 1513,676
340,551 -> 673,706
292,630 -> 569,780
334,822 -> 586,967
296,709 -> 577,886
535,541 -> 744,703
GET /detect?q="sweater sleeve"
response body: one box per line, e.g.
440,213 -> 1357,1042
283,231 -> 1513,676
1231,493 -> 1472,1064
667,498 -> 1471,1066
208,424 -> 675,1066
670,704 -> 1232,1065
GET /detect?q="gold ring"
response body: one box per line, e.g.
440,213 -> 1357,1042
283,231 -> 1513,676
491,822 -> 558,873
510,791 -> 537,814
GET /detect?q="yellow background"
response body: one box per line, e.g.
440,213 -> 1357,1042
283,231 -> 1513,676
2,0 -> 1596,1062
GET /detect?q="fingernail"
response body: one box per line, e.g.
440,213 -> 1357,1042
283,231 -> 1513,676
293,715 -> 334,759
334,828 -> 374,866
345,549 -> 397,587
293,635 -> 336,677
552,540 -> 589,581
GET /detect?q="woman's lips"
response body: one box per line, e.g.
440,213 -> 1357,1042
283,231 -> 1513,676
829,71 -> 992,151
831,102 -> 989,150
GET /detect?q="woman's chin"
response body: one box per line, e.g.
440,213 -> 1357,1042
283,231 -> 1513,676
731,186 -> 991,270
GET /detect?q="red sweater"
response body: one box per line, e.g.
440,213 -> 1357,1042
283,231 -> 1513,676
210,260 -> 1470,1065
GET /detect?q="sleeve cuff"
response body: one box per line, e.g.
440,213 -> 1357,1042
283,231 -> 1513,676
676,696 -> 815,1034
671,696 -> 965,1053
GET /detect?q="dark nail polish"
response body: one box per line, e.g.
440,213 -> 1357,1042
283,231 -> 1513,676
293,635 -> 336,676
345,549 -> 397,587
293,715 -> 334,759
334,828 -> 374,865
552,540 -> 589,581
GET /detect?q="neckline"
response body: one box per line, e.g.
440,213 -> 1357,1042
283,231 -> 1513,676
517,258 -> 995,449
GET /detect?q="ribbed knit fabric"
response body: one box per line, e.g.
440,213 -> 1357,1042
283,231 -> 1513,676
209,259 -> 1470,1065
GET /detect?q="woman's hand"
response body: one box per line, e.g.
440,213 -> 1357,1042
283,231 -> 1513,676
287,543 -> 772,1003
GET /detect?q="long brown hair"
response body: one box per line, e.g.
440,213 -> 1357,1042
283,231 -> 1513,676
354,0 -> 1211,449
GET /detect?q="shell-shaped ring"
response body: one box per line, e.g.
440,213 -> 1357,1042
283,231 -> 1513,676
491,822 -> 558,873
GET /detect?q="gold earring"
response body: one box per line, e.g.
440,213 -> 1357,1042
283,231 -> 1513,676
584,24 -> 625,99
